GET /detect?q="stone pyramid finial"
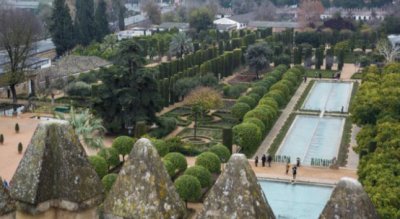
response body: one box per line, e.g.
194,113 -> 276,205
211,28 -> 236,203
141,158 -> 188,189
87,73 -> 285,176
197,154 -> 275,219
10,121 -> 104,214
319,177 -> 379,219
103,138 -> 186,219
0,177 -> 15,217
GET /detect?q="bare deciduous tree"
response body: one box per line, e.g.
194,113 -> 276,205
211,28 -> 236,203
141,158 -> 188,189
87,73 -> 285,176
0,8 -> 41,104
376,39 -> 400,63
298,0 -> 324,28
141,0 -> 161,25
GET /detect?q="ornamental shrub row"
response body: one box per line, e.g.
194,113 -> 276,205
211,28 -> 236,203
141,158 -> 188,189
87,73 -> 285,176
233,66 -> 305,156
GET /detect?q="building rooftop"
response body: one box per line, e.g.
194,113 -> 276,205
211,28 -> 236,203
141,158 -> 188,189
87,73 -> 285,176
158,22 -> 189,30
248,21 -> 299,29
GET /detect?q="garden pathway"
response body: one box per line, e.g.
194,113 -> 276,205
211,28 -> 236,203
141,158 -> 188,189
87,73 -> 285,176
340,63 -> 358,80
253,79 -> 311,158
346,124 -> 360,169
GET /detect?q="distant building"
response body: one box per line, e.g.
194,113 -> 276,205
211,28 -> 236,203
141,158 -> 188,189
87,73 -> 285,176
3,0 -> 40,10
320,8 -> 387,21
116,28 -> 152,40
158,22 -> 189,32
388,35 -> 400,47
248,21 -> 300,32
214,13 -> 257,31
216,7 -> 233,19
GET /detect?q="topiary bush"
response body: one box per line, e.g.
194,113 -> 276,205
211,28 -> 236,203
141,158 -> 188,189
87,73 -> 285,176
101,173 -> 118,192
17,142 -> 23,154
258,97 -> 279,111
243,117 -> 266,135
174,175 -> 202,203
265,89 -> 286,107
184,165 -> 212,188
66,81 -> 92,97
251,86 -> 267,96
195,152 -> 221,173
98,147 -> 120,169
163,160 -> 175,178
233,123 -> 262,155
88,155 -> 108,178
15,123 -> 19,133
209,143 -> 231,163
231,102 -> 251,120
0,134 -> 3,144
237,96 -> 257,108
112,136 -> 136,160
163,152 -> 187,175
151,139 -> 170,157
148,117 -> 177,138
248,93 -> 261,102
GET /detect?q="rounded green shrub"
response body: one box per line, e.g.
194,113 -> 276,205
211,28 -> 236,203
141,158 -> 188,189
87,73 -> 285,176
270,83 -> 290,100
164,152 -> 187,174
258,97 -> 279,111
102,173 -> 118,192
88,155 -> 108,178
237,96 -> 257,108
184,166 -> 212,188
231,102 -> 251,120
209,144 -> 231,163
243,117 -> 266,135
98,147 -> 120,169
233,123 -> 262,155
243,107 -> 275,128
163,159 -> 175,178
112,136 -> 136,159
66,81 -> 92,97
151,139 -> 170,157
265,89 -> 286,107
249,93 -> 261,102
195,152 -> 221,173
251,86 -> 267,96
174,175 -> 202,202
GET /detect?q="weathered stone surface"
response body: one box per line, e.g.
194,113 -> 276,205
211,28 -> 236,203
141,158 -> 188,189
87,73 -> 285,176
10,121 -> 104,214
320,177 -> 379,219
197,154 -> 275,219
103,138 -> 186,219
0,177 -> 15,216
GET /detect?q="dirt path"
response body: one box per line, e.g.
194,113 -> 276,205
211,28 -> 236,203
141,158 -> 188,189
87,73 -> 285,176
340,63 -> 358,80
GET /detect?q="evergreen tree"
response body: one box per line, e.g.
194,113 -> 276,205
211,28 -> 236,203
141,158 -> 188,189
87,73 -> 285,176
75,0 -> 96,46
95,0 -> 109,42
49,0 -> 75,56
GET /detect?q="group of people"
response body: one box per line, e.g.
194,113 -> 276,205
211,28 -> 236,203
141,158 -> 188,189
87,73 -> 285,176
254,154 -> 273,168
255,156 -> 302,182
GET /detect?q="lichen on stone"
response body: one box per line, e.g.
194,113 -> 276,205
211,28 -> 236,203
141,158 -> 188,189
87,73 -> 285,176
197,154 -> 275,219
319,177 -> 379,219
103,138 -> 186,219
0,177 -> 15,216
9,121 -> 104,214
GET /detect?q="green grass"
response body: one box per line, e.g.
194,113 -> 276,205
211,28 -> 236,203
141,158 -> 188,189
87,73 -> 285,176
267,113 -> 296,156
305,70 -> 336,78
294,80 -> 315,111
177,127 -> 222,142
351,72 -> 363,80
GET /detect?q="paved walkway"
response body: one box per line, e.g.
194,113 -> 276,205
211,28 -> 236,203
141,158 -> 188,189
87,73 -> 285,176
253,79 -> 311,158
340,63 -> 358,80
346,124 -> 360,169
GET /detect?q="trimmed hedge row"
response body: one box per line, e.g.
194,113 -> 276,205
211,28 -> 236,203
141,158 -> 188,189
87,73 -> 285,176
233,66 -> 305,156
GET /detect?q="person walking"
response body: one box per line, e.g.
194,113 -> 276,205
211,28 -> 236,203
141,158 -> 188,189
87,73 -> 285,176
261,154 -> 266,167
292,166 -> 297,181
285,161 -> 290,175
296,157 -> 301,167
267,154 -> 272,167
255,156 -> 259,167
303,75 -> 307,83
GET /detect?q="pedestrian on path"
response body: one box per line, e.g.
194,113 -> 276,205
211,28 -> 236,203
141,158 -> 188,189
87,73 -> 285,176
303,75 -> 307,83
341,106 -> 344,113
292,166 -> 297,181
3,179 -> 8,189
286,161 -> 290,175
267,154 -> 272,167
296,157 -> 301,167
261,154 -> 266,167
255,156 -> 259,167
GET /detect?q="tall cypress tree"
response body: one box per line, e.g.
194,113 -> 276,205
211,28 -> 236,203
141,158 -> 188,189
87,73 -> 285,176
95,0 -> 109,42
75,0 -> 96,46
49,0 -> 75,56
